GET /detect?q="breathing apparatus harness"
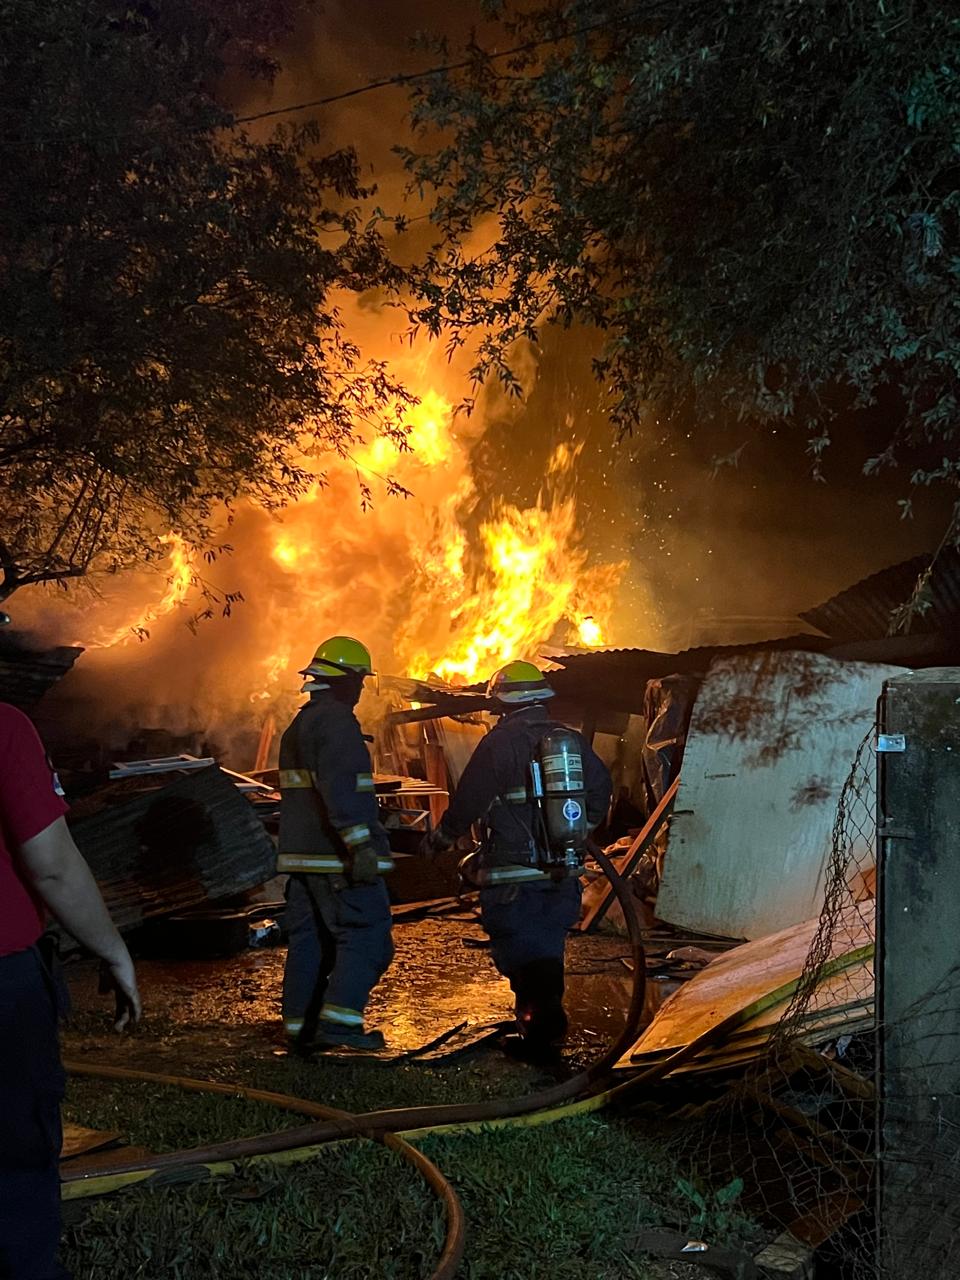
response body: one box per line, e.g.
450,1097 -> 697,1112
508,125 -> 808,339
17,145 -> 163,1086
457,720 -> 590,889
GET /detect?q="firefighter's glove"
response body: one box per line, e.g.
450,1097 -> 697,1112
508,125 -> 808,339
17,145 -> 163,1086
419,826 -> 454,859
348,843 -> 381,886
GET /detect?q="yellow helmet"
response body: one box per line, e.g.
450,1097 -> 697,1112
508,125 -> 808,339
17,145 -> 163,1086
299,635 -> 374,688
486,659 -> 554,705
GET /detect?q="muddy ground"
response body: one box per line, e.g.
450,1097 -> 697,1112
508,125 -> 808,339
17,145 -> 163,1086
62,911 -> 679,1078
60,918 -> 746,1280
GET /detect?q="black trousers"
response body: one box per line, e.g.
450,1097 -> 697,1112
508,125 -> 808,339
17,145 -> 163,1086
0,947 -> 70,1280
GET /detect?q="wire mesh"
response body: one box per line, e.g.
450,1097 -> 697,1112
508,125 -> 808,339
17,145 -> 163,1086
655,732 -> 882,1273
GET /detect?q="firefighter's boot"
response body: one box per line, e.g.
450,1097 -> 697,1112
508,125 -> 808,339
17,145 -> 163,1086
512,957 -> 568,1047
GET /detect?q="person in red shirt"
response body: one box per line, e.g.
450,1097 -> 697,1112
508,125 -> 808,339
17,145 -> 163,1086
0,702 -> 141,1280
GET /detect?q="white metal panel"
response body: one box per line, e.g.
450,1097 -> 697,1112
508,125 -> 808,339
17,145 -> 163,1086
656,650 -> 904,939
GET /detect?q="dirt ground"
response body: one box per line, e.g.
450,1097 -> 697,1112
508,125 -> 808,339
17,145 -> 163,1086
62,911 -> 678,1076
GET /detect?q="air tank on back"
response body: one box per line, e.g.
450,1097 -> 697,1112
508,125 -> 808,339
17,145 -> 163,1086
535,726 -> 589,865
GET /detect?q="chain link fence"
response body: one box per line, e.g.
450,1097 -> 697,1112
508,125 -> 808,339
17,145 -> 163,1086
649,729 -> 958,1276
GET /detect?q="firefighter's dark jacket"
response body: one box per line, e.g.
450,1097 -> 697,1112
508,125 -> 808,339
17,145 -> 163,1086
437,704 -> 611,883
276,691 -> 393,876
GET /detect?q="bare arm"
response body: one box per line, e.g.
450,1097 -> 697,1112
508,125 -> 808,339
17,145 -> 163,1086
19,816 -> 141,1030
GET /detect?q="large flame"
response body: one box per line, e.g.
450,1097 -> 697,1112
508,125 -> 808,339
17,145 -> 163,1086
53,379 -> 625,736
394,436 -> 621,684
248,388 -> 622,699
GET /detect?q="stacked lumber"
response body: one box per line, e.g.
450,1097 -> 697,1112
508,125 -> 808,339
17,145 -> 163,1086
615,903 -> 874,1077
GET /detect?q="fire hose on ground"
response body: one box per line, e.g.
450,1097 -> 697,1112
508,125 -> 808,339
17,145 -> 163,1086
60,845 -> 678,1279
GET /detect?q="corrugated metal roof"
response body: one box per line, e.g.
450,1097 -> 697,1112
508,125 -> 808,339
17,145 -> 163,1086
548,634 -> 834,714
0,633 -> 83,709
69,764 -> 276,932
800,549 -> 960,642
390,635 -> 835,719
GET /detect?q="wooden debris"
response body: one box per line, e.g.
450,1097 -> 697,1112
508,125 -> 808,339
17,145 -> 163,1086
616,905 -> 874,1075
61,1124 -> 122,1162
579,775 -> 680,933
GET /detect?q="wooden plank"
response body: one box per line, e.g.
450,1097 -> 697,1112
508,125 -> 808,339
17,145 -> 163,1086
61,1124 -> 123,1161
423,741 -> 449,828
627,1004 -> 875,1071
110,755 -> 217,776
62,1145 -> 154,1179
627,995 -> 875,1062
626,905 -> 873,1059
627,1013 -> 876,1079
252,715 -> 276,773
578,775 -> 680,933
631,967 -> 873,1060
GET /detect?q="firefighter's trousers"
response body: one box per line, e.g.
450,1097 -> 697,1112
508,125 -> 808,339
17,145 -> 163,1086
479,877 -> 582,1042
282,873 -> 393,1041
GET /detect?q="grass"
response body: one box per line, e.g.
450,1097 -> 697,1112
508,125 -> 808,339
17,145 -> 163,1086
62,1077 -> 764,1280
63,1053 -> 550,1153
64,1141 -> 444,1279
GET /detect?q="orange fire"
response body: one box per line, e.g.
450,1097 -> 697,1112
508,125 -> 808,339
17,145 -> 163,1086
393,435 -> 622,684
574,615 -> 603,648
252,390 -> 621,695
88,534 -> 194,648
67,381 -> 624,715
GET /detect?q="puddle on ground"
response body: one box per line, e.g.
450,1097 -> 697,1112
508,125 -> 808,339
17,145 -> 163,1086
63,914 -> 678,1075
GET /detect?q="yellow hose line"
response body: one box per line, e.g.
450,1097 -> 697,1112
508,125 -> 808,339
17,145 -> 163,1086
64,944 -> 874,1201
60,1141 -> 352,1201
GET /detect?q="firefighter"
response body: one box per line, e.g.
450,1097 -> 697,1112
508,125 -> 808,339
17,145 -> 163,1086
277,636 -> 394,1051
427,660 -> 611,1050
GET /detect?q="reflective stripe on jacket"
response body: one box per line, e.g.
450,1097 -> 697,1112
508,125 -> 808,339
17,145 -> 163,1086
276,693 -> 393,876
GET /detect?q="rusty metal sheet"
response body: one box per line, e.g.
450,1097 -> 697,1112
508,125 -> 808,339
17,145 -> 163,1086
655,650 -> 904,940
801,547 -> 960,642
69,764 -> 277,932
0,633 -> 83,709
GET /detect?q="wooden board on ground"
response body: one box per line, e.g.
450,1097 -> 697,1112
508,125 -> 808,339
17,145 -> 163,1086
629,997 -> 875,1068
61,1124 -> 123,1162
616,904 -> 874,1070
636,1013 -> 877,1079
62,1146 -> 155,1184
631,966 -> 874,1063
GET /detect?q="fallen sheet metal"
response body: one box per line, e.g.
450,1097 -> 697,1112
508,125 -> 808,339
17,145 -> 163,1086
68,764 -> 277,933
0,633 -> 83,709
615,904 -> 874,1073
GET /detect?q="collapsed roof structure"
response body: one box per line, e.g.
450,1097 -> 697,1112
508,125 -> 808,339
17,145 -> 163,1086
377,546 -> 959,1074
0,630 -> 84,710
